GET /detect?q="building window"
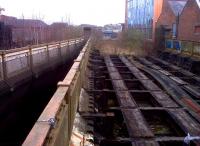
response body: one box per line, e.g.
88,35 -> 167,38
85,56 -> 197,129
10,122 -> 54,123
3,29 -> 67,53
194,25 -> 200,34
172,23 -> 177,38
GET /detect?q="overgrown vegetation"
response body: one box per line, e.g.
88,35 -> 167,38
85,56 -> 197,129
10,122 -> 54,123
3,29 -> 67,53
119,29 -> 144,50
92,28 -> 148,56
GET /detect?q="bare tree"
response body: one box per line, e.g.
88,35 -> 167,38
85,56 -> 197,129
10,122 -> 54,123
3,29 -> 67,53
0,7 -> 5,15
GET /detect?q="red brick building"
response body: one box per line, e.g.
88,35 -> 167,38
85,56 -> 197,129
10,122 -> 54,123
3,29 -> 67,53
156,0 -> 187,38
0,22 -> 12,49
156,0 -> 200,42
49,22 -> 68,42
178,0 -> 200,42
0,15 -> 48,47
0,15 -> 71,48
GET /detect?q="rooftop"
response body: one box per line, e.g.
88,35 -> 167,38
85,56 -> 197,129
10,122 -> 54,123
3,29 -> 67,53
168,0 -> 188,16
0,15 -> 47,28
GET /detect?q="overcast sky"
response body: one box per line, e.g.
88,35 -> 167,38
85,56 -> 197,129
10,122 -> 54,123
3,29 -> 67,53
0,0 -> 125,26
197,0 -> 200,7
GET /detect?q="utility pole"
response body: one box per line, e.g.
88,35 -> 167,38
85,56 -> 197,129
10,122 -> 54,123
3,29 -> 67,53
125,0 -> 128,30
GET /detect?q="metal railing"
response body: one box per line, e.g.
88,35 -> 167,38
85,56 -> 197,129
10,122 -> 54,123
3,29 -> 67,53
22,39 -> 91,146
165,39 -> 200,56
0,38 -> 84,88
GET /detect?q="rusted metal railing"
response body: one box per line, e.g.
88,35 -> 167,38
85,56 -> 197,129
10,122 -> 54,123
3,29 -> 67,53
165,39 -> 200,56
0,38 -> 84,88
22,39 -> 91,146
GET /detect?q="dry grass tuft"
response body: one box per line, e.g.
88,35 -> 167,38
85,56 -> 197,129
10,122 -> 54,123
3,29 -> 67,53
91,29 -> 153,56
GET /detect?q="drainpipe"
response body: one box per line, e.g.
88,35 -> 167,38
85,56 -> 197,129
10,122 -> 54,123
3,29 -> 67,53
176,13 -> 180,39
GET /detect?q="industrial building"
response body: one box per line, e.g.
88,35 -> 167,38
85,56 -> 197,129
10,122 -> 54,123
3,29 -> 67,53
0,15 -> 79,49
0,22 -> 12,49
102,24 -> 122,39
125,0 -> 200,43
126,0 -> 154,39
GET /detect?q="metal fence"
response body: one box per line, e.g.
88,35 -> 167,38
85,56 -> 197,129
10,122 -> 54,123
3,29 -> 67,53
165,39 -> 200,56
0,38 -> 84,88
22,39 -> 91,146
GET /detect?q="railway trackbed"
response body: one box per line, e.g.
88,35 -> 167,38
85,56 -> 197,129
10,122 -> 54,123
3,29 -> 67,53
78,49 -> 200,146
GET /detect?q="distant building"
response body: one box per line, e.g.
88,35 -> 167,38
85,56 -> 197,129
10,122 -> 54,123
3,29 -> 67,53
0,14 -> 85,49
0,15 -> 48,47
156,0 -> 188,39
125,0 -> 200,49
102,24 -> 122,39
126,0 -> 155,39
49,22 -> 68,41
83,27 -> 92,40
79,24 -> 97,28
103,24 -> 122,33
0,22 -> 12,49
156,0 -> 200,42
178,0 -> 200,42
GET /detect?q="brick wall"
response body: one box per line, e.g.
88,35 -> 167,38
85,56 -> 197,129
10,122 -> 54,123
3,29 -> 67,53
156,0 -> 176,33
178,0 -> 200,42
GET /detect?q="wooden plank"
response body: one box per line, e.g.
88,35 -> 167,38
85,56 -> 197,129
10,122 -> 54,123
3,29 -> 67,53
116,90 -> 136,107
132,140 -> 159,146
180,69 -> 195,77
112,80 -> 128,91
120,57 -> 161,91
128,59 -> 177,88
120,57 -> 140,73
140,80 -> 161,91
169,76 -> 188,85
105,56 -> 136,108
138,58 -> 154,66
81,113 -> 115,118
151,91 -> 179,108
131,72 -> 149,80
153,57 -> 181,70
87,89 -> 152,93
159,70 -> 172,76
183,85 -> 200,98
120,56 -> 182,110
109,72 -> 122,80
152,65 -> 162,70
155,137 -> 185,141
122,109 -> 154,138
168,109 -> 200,135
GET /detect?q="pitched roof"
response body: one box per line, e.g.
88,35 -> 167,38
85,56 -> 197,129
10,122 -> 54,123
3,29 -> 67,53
168,0 -> 188,16
0,15 -> 47,28
50,22 -> 67,28
16,19 -> 47,27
